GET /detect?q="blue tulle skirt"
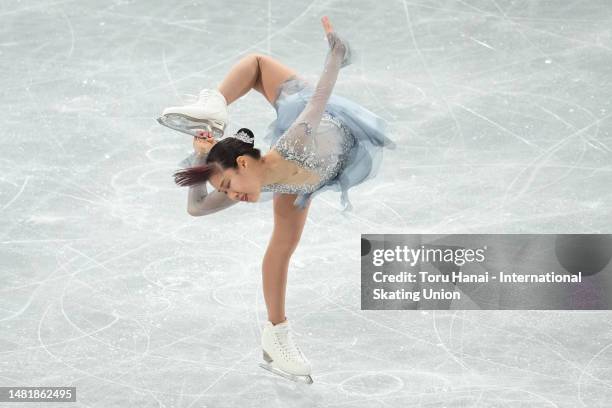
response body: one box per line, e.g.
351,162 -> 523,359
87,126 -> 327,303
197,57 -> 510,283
263,75 -> 396,212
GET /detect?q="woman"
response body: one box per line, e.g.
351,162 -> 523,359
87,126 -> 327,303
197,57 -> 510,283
163,16 -> 395,384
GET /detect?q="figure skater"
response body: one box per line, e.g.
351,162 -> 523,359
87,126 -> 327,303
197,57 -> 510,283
158,16 -> 395,384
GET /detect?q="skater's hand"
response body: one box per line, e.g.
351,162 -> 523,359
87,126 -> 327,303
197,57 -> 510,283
321,16 -> 334,35
193,131 -> 216,155
321,16 -> 347,58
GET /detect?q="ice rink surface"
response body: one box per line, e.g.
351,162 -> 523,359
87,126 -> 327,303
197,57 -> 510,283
1,0 -> 611,406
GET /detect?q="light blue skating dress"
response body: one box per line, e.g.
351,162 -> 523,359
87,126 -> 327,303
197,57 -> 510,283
259,31 -> 396,212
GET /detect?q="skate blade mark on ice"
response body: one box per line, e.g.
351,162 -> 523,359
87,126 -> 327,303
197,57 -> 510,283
156,113 -> 225,138
259,350 -> 314,385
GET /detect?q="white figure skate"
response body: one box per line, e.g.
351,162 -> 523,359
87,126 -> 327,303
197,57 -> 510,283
157,88 -> 228,138
260,320 -> 313,384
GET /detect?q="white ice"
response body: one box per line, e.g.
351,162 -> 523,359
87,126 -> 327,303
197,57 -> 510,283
1,0 -> 611,407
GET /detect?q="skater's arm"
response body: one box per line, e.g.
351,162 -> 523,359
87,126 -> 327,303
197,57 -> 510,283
187,185 -> 238,216
277,19 -> 350,159
284,30 -> 349,144
187,153 -> 238,216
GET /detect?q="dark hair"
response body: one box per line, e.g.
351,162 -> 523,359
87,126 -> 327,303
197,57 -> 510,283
173,128 -> 260,187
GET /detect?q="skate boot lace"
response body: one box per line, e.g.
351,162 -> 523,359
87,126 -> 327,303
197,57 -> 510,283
275,329 -> 306,362
186,89 -> 215,106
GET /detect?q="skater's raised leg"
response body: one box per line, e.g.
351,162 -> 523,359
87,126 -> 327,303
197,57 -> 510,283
218,53 -> 297,106
158,53 -> 296,138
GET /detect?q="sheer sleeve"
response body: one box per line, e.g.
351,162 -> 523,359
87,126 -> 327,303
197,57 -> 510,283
274,31 -> 351,162
186,152 -> 238,216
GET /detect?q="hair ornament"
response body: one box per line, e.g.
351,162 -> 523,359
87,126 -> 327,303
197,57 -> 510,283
232,129 -> 254,145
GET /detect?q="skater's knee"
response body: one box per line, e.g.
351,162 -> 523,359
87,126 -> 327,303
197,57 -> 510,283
271,226 -> 303,252
275,240 -> 299,257
268,235 -> 300,257
246,52 -> 264,65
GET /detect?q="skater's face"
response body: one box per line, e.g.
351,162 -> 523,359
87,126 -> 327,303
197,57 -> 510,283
209,156 -> 262,203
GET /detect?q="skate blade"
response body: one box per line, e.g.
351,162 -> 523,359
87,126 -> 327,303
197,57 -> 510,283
157,114 -> 224,138
258,363 -> 313,385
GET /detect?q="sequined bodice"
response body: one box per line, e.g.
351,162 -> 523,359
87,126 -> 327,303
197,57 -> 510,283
261,112 -> 354,194
257,30 -> 352,197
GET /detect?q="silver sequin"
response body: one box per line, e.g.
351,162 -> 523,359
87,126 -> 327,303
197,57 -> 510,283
261,112 -> 355,194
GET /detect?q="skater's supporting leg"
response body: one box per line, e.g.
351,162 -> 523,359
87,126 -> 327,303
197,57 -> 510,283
262,193 -> 311,324
218,53 -> 297,106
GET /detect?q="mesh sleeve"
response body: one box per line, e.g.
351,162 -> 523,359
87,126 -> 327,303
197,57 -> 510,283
274,31 -> 351,164
186,153 -> 238,216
